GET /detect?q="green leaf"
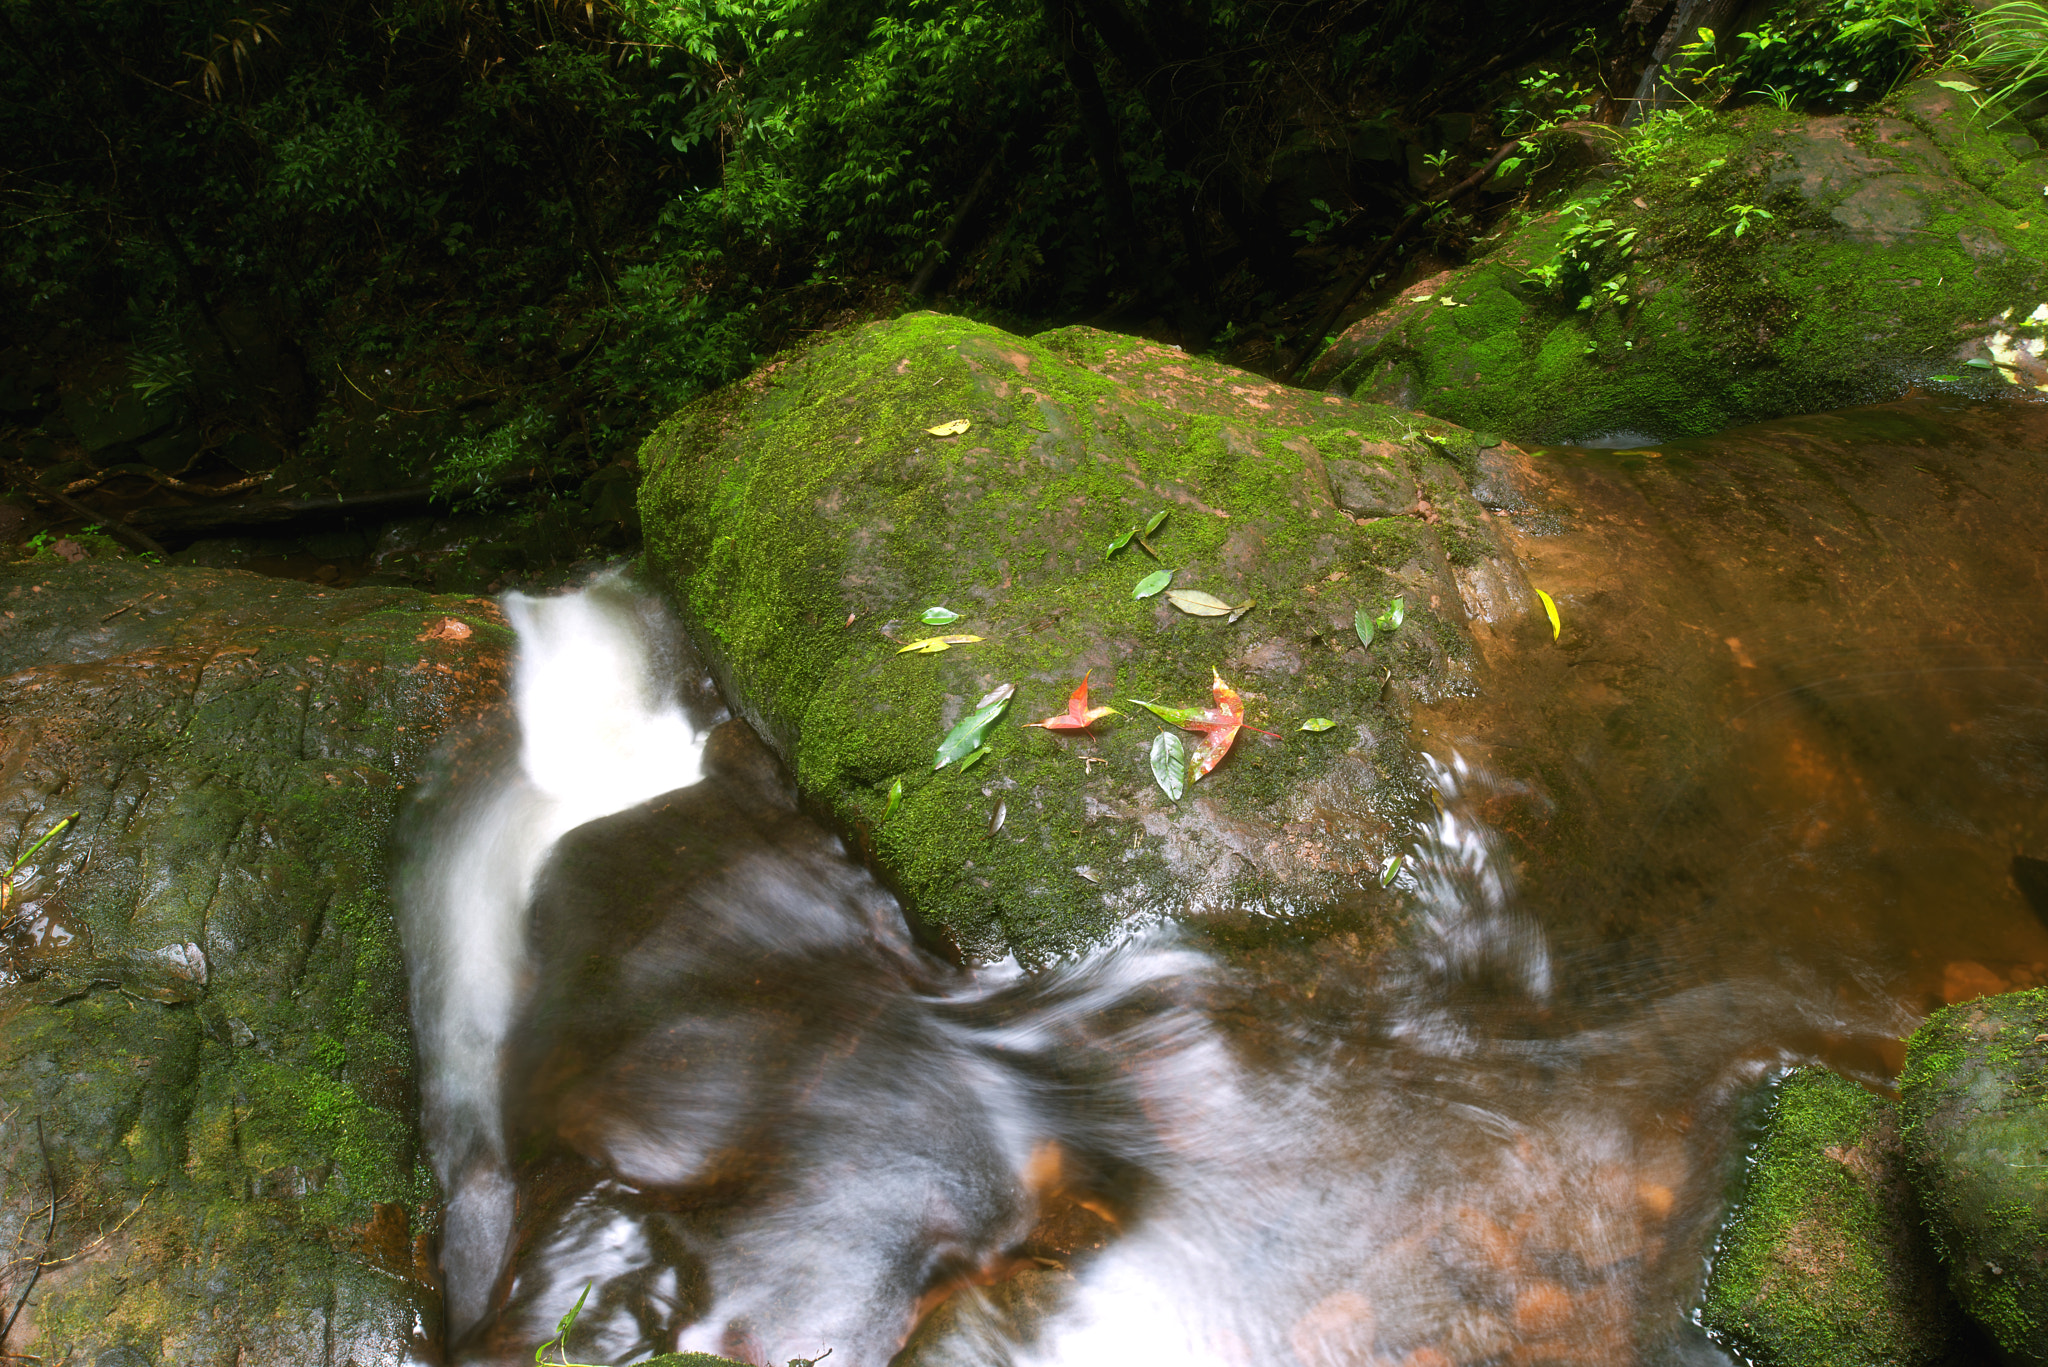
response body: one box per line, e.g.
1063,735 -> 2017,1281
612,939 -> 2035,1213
1227,601 -> 1255,625
959,744 -> 992,772
1105,526 -> 1137,558
1928,374 -> 1963,383
1165,589 -> 1234,616
1935,79 -> 1979,92
1133,569 -> 1172,599
1130,698 -> 1205,728
1150,730 -> 1187,801
1300,717 -> 1336,732
921,606 -> 961,625
1355,606 -> 1375,649
1143,508 -> 1169,536
1377,596 -> 1405,631
1380,853 -> 1404,887
1965,358 -> 1997,369
883,777 -> 903,822
935,684 -> 1013,769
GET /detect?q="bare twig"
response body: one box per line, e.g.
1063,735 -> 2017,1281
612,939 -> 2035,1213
11,485 -> 167,559
0,1120 -> 57,1353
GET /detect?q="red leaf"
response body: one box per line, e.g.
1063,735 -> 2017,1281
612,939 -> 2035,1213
1184,669 -> 1277,782
1025,670 -> 1121,733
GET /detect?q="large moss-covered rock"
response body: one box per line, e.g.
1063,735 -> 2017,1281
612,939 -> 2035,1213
1315,81 -> 2048,441
0,558 -> 509,1364
1702,1068 -> 1957,1366
1901,988 -> 2048,1362
640,312 -> 1543,962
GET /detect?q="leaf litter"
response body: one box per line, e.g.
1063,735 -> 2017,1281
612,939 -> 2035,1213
935,683 -> 1013,769
1025,672 -> 1120,733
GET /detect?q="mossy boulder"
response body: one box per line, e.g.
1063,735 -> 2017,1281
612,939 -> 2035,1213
1702,1068 -> 1958,1366
1314,81 -> 2048,441
0,558 -> 510,1364
1901,988 -> 2048,1362
639,312 -> 1545,962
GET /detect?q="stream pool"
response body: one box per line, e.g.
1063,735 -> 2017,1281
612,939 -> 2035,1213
400,393 -> 2048,1367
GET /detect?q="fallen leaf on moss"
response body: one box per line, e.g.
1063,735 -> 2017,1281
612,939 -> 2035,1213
1166,589 -> 1234,617
1143,509 -> 1169,536
1106,526 -> 1137,558
1140,671 -> 1280,784
883,777 -> 903,821
1381,853 -> 1404,886
1075,866 -> 1100,883
926,418 -> 971,436
1227,601 -> 1255,624
1300,717 -> 1336,732
959,745 -> 992,772
1131,699 -> 1205,727
935,683 -> 1013,769
1187,670 -> 1272,782
1149,731 -> 1186,801
1025,671 -> 1120,733
989,798 -> 1007,835
1134,569 -> 1172,599
921,606 -> 961,625
898,634 -> 983,655
1355,607 -> 1375,649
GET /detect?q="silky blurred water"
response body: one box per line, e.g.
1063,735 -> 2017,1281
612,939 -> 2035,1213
402,394 -> 2048,1366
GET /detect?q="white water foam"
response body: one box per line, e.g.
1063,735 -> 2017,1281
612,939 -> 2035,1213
399,573 -> 706,1335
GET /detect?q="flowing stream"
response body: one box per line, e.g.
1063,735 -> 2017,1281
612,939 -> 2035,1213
398,394 -> 2048,1367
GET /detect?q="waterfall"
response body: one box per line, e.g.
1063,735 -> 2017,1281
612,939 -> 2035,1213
397,573 -> 708,1336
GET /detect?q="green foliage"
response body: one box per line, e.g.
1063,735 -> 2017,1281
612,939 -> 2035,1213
1523,195 -> 1641,312
127,309 -> 197,403
1665,0 -> 1956,112
1964,1 -> 2048,110
1499,67 -> 1599,138
431,405 -> 549,509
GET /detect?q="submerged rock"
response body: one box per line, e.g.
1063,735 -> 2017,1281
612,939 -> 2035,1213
1901,987 -> 2048,1363
1314,80 -> 2048,441
0,559 -> 509,1365
1702,1067 -> 1958,1366
639,312 -> 1545,961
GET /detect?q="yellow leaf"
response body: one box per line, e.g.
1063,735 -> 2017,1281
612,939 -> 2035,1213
925,418 -> 972,437
1535,588 -> 1561,642
896,634 -> 983,654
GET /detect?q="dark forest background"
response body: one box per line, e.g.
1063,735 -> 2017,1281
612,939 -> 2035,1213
0,0 -> 1966,565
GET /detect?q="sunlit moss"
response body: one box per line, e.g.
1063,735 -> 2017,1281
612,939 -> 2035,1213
639,313 -> 1509,961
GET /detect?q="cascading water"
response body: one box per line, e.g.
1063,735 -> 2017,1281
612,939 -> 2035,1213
398,574 -> 710,1337
398,574 -> 1921,1367
395,400 -> 2048,1366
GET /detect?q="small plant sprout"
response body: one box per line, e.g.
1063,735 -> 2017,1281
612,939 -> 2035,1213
1711,204 -> 1774,237
535,1284 -> 591,1366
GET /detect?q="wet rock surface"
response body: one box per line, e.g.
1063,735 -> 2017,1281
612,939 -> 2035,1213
1901,987 -> 2048,1363
639,311 -> 1550,962
0,559 -> 509,1365
1314,80 -> 2048,441
1703,1068 -> 1959,1367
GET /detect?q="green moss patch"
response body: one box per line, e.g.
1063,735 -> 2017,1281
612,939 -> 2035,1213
1320,82 -> 2048,442
1901,987 -> 2048,1362
1703,1067 -> 1958,1366
640,313 -> 1539,962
